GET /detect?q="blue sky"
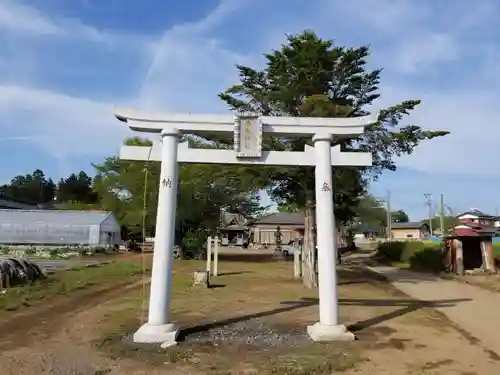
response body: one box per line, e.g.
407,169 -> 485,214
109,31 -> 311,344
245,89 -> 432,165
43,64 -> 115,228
0,0 -> 499,220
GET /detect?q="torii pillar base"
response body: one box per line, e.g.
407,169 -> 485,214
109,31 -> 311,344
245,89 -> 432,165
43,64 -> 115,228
307,322 -> 355,342
133,322 -> 180,348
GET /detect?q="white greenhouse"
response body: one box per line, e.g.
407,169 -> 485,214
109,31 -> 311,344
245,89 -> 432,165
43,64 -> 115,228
0,209 -> 122,247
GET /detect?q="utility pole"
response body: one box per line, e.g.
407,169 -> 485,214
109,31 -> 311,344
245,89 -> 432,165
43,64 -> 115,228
424,193 -> 433,236
386,190 -> 392,241
439,194 -> 445,236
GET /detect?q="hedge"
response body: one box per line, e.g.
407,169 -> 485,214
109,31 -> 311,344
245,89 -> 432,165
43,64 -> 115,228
377,241 -> 443,273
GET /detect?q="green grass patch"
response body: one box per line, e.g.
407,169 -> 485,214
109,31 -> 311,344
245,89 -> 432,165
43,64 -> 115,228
0,259 -> 145,311
95,261 -> 367,374
493,243 -> 500,256
389,261 -> 410,269
377,241 -> 443,273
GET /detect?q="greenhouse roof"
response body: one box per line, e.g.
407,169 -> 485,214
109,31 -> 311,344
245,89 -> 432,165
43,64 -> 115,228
0,209 -> 115,226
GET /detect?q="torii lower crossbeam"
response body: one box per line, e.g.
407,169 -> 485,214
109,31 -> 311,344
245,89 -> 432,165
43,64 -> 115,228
120,142 -> 372,166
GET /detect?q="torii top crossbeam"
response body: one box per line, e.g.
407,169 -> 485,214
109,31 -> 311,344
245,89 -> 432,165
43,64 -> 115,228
115,107 -> 378,138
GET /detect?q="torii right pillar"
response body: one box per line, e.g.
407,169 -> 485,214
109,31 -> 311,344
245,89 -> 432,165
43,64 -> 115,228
307,133 -> 355,341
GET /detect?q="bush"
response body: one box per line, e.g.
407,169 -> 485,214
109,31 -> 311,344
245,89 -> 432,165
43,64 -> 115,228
377,241 -> 406,261
181,230 -> 206,259
94,247 -> 107,254
400,241 -> 430,262
409,247 -> 444,273
377,241 -> 443,272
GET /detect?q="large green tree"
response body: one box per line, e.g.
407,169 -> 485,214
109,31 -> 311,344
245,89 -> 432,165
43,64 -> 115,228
353,194 -> 410,231
353,194 -> 387,228
57,171 -> 98,204
209,31 -> 448,287
392,210 -> 410,223
92,137 -> 263,255
0,169 -> 56,204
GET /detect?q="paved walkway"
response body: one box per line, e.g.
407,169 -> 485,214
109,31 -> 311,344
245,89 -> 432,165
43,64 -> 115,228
368,266 -> 500,356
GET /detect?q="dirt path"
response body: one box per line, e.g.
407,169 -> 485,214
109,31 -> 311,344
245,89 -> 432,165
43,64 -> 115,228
0,278 -> 147,351
2,258 -> 500,374
369,265 -> 500,358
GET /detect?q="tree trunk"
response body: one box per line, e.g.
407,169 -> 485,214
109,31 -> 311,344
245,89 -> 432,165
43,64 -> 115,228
302,194 -> 318,288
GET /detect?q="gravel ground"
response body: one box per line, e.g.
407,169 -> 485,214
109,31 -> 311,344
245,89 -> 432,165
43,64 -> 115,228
184,318 -> 311,349
119,317 -> 312,352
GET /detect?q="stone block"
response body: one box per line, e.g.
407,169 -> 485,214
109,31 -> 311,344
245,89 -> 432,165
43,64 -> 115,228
193,270 -> 210,287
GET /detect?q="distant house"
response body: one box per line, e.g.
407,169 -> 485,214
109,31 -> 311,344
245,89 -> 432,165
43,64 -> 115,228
250,212 -> 305,245
457,210 -> 495,224
249,212 -> 345,246
443,210 -> 498,274
218,212 -> 248,246
453,210 -> 497,237
351,225 -> 380,240
0,209 -> 121,247
390,222 -> 430,241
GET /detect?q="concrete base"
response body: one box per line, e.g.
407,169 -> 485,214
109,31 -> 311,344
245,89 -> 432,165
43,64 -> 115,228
307,322 -> 355,342
133,322 -> 180,347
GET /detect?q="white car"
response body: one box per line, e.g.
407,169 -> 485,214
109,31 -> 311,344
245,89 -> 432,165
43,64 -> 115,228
281,239 -> 321,257
281,239 -> 302,256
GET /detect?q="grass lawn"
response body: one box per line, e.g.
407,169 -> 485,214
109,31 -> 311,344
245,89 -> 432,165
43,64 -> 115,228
494,243 -> 500,256
1,254 -> 494,374
0,257 -> 146,311
95,258 -> 462,375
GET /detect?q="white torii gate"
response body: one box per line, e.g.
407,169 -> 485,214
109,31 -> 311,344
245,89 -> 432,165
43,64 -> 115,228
115,108 -> 376,347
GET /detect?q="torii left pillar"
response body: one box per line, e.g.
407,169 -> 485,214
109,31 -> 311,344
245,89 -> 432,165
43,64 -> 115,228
133,129 -> 181,347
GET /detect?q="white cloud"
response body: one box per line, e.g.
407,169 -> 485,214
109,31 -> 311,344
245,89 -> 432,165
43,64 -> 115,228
135,0 -> 500,177
0,1 -> 61,36
0,0 -> 153,50
333,0 -> 428,34
0,84 -> 129,157
0,1 -> 151,162
393,33 -> 460,73
377,86 -> 499,175
137,0 -> 256,112
0,0 -> 499,181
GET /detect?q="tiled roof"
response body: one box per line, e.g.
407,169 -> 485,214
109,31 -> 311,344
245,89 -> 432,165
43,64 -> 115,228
391,222 -> 428,229
251,212 -> 304,225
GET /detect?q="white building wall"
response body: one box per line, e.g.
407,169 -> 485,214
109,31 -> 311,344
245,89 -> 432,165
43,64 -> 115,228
100,214 -> 121,232
89,225 -> 100,245
98,214 -> 122,246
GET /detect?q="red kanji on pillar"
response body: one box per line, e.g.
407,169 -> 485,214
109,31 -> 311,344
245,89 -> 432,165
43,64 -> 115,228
321,181 -> 331,192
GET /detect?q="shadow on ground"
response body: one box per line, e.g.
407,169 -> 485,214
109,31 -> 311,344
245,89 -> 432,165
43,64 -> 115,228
343,252 -> 445,283
216,248 -> 357,263
367,266 -> 444,283
179,296 -> 471,341
216,271 -> 254,276
216,253 -> 285,263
